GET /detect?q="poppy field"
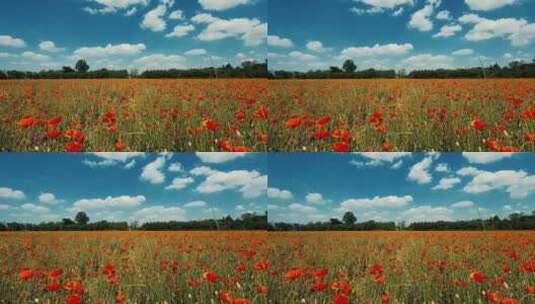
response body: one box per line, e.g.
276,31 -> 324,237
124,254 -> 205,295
269,79 -> 535,152
0,79 -> 269,152
268,231 -> 535,304
0,231 -> 269,304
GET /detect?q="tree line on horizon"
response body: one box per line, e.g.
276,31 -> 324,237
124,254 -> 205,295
268,211 -> 535,231
0,211 -> 268,231
2,210 -> 534,232
269,59 -> 535,79
0,59 -> 268,79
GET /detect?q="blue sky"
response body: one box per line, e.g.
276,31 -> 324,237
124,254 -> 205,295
268,152 -> 535,224
268,0 -> 535,71
0,152 -> 267,223
0,0 -> 266,71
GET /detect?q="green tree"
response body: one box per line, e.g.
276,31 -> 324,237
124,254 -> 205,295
75,212 -> 90,225
75,59 -> 90,73
343,211 -> 357,225
343,59 -> 357,73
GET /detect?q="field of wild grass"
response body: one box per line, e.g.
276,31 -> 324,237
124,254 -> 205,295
0,231 -> 268,304
0,79 -> 268,152
269,79 -> 535,152
268,231 -> 535,304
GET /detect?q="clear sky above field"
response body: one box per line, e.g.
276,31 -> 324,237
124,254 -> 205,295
268,0 -> 535,71
268,153 -> 535,224
0,0 -> 266,71
0,152 -> 267,223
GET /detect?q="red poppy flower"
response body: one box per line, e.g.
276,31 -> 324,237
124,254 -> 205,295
486,290 -> 500,303
332,293 -> 349,304
219,291 -> 232,304
316,116 -> 331,126
203,119 -> 219,131
233,298 -> 251,304
49,268 -> 64,278
47,116 -> 62,127
66,294 -> 82,304
115,139 -> 125,152
47,129 -> 62,139
381,292 -> 392,304
65,141 -> 83,152
313,129 -> 329,139
470,271 -> 486,283
115,293 -> 126,304
19,269 -> 33,280
47,281 -> 62,292
18,116 -> 35,128
311,281 -> 328,291
254,106 -> 268,120
471,119 -> 486,131
202,271 -> 218,283
286,116 -> 301,129
332,141 -> 350,152
499,299 -> 518,304
285,268 -> 302,280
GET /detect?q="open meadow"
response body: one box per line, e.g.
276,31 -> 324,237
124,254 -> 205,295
269,79 -> 535,152
0,231 -> 269,304
0,79 -> 268,152
268,231 -> 535,304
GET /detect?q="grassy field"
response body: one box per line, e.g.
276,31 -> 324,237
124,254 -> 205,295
0,79 -> 268,152
268,231 -> 535,304
0,231 -> 268,304
269,79 -> 535,152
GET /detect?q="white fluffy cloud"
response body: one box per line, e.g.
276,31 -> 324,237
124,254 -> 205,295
459,167 -> 535,199
132,205 -> 186,223
289,51 -> 317,61
408,0 -> 441,32
73,195 -> 146,210
267,35 -> 294,48
462,152 -> 514,164
401,205 -> 453,223
73,43 -> 146,58
452,48 -> 474,56
451,200 -> 475,208
436,10 -> 451,20
193,167 -> 267,198
306,41 -> 329,53
305,193 -> 328,204
341,195 -> 413,209
288,203 -> 318,213
183,200 -> 207,208
165,177 -> 195,190
459,14 -> 535,47
168,162 -> 183,172
401,54 -> 453,70
22,51 -> 50,61
355,0 -> 414,9
465,0 -> 517,11
133,54 -> 186,70
198,0 -> 250,11
83,0 -> 149,14
166,24 -> 195,38
408,156 -> 434,184
140,0 -> 175,32
21,203 -> 50,213
169,9 -> 183,20
435,163 -> 450,172
195,152 -> 248,163
0,35 -> 26,47
432,177 -> 461,190
433,24 -> 462,38
184,48 -> 207,56
267,187 -> 293,200
340,43 -> 413,58
0,187 -> 25,199
39,41 -> 65,52
38,193 -> 60,204
140,156 -> 168,184
83,152 -> 145,167
192,13 -> 267,47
